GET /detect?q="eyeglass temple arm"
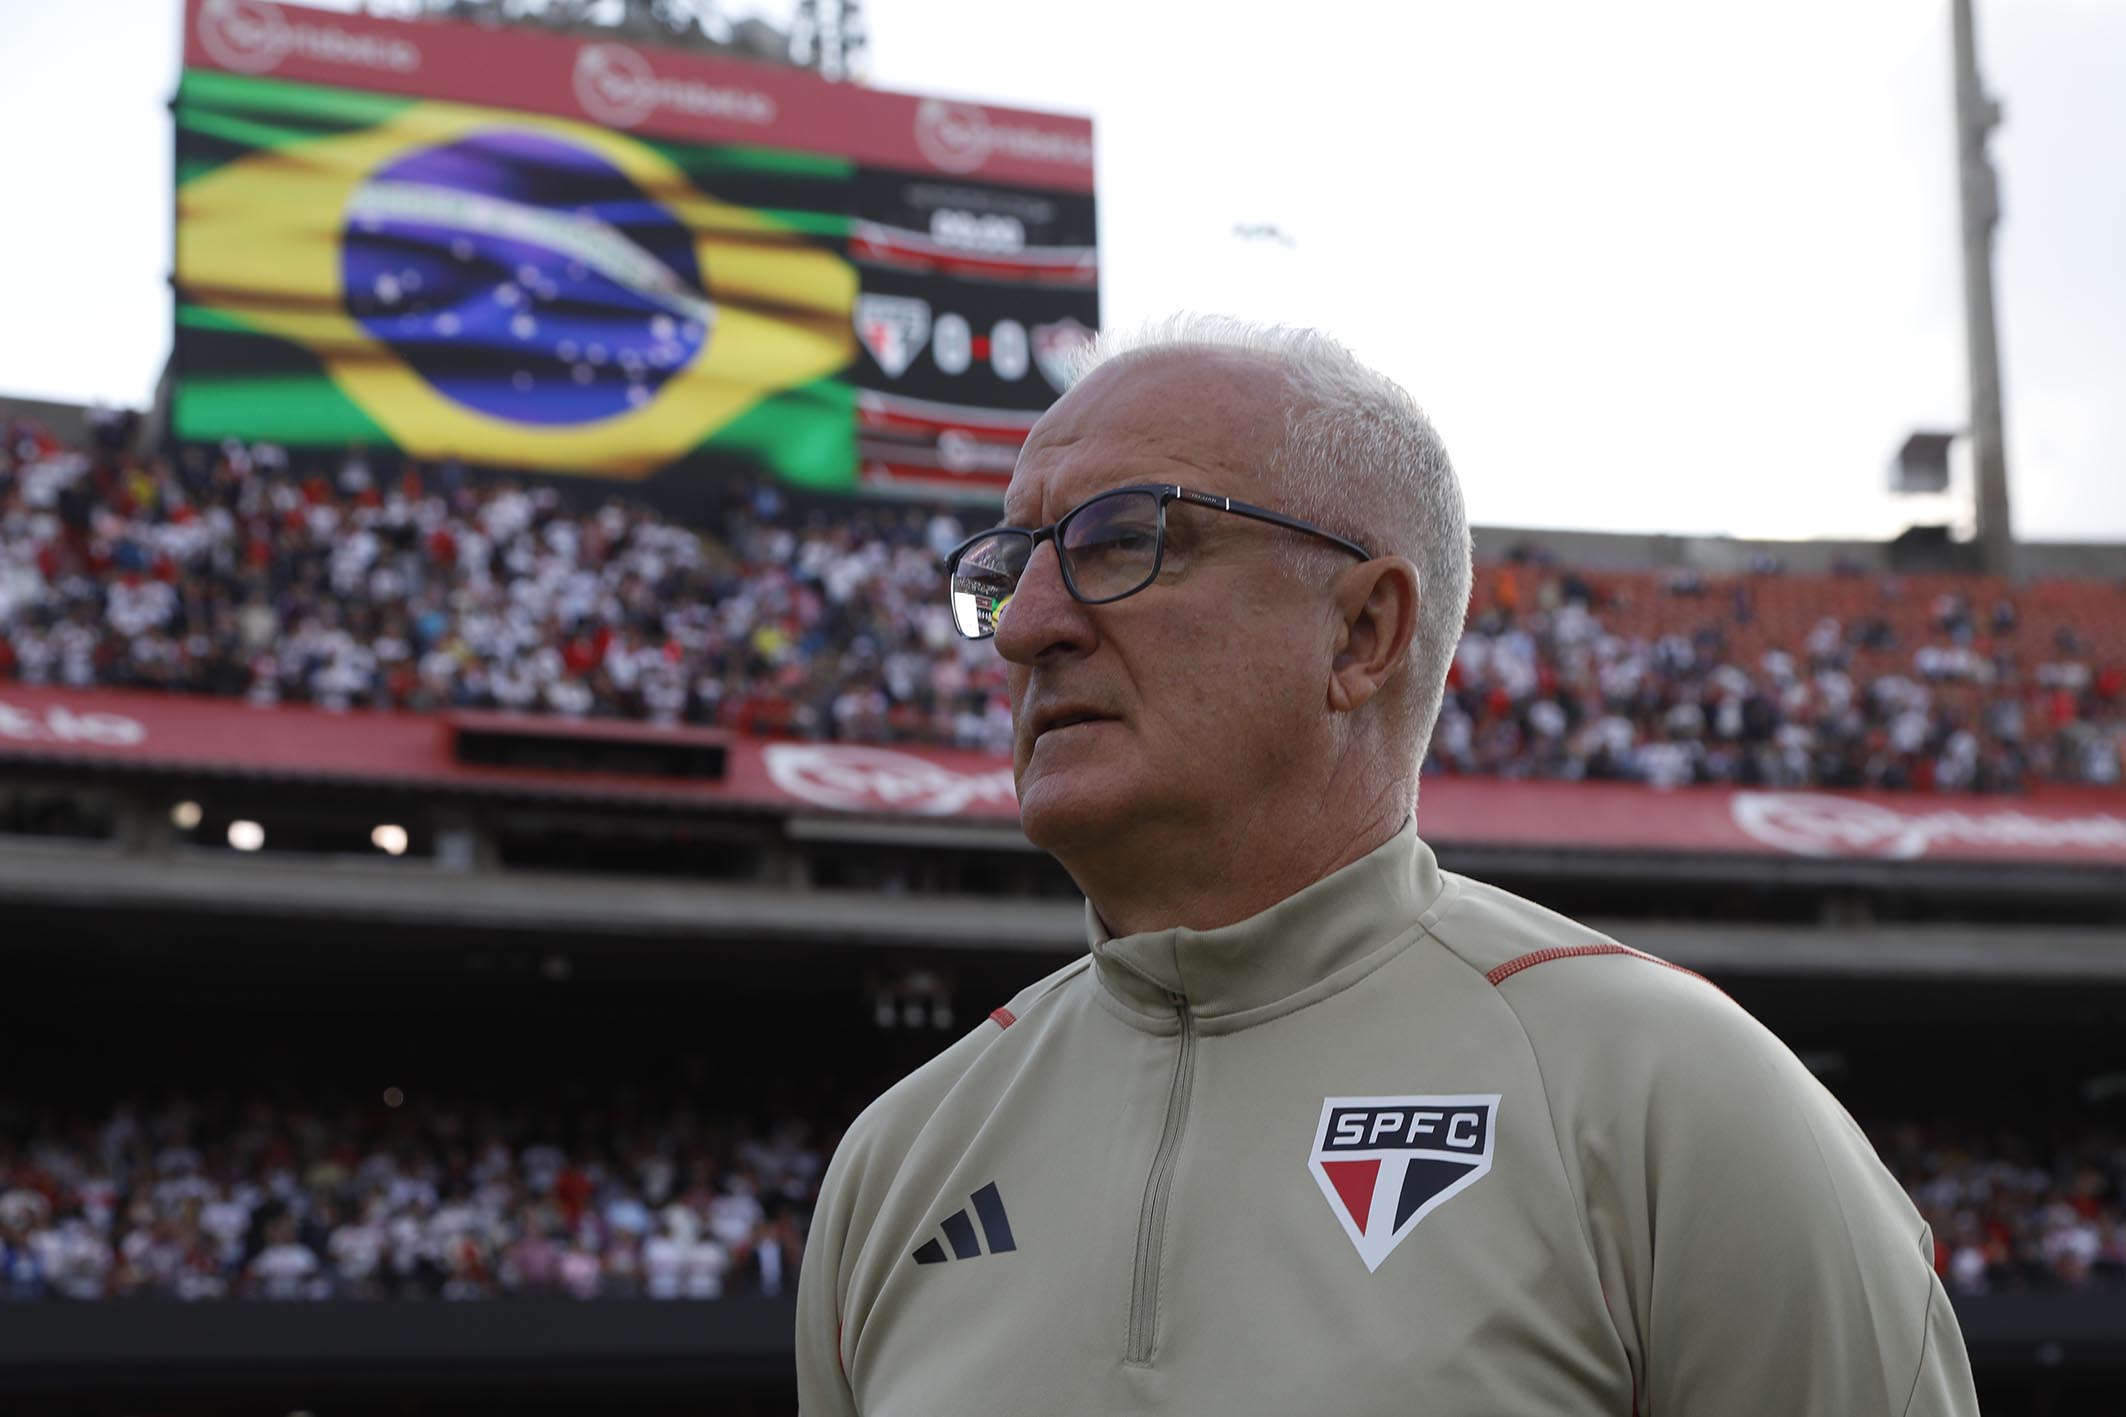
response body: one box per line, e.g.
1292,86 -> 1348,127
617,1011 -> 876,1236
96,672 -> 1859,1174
1173,488 -> 1373,563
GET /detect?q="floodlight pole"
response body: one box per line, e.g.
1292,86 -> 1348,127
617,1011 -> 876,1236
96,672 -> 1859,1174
1952,0 -> 2016,580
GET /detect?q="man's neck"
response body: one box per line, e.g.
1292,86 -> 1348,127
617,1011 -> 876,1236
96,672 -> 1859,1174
1069,779 -> 1411,939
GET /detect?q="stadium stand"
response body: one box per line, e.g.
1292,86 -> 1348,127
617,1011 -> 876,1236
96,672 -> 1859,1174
0,1095 -> 821,1303
1882,1122 -> 2126,1297
3,1103 -> 2117,1304
0,419 -> 1008,750
1447,560 -> 2126,792
4,404 -> 2124,1416
5,418 -> 2122,793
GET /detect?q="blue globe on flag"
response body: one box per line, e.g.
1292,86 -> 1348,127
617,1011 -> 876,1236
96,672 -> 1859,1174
340,129 -> 713,427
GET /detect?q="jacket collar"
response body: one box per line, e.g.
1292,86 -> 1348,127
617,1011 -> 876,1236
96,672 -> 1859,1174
1086,819 -> 1451,1034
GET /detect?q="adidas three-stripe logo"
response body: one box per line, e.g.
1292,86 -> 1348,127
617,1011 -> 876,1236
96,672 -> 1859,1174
911,1182 -> 1016,1264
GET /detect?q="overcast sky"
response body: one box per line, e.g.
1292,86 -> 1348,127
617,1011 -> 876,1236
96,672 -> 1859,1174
1,0 -> 2119,543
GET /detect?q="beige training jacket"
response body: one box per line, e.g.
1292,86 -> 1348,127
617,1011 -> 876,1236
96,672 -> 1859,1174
797,821 -> 1979,1416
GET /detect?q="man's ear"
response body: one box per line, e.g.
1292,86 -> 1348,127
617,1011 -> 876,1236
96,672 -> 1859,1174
1327,556 -> 1421,714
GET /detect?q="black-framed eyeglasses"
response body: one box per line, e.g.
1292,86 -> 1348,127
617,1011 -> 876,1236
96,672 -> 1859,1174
941,483 -> 1374,640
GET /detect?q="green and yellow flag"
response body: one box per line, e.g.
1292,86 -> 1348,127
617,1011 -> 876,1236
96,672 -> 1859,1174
174,69 -> 858,486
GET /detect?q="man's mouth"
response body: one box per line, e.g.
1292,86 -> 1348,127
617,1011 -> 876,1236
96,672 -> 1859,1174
1033,708 -> 1117,740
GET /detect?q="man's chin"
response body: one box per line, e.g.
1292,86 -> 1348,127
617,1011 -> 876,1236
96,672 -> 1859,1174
1014,771 -> 1144,858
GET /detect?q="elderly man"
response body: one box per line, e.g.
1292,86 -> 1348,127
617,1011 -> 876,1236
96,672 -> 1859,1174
796,317 -> 1978,1416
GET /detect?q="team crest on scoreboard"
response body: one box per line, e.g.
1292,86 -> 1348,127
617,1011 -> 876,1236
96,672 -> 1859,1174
1031,316 -> 1094,393
1307,1094 -> 1500,1272
855,293 -> 933,379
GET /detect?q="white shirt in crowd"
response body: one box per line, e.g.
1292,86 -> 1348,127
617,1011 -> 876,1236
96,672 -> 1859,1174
643,1230 -> 687,1300
683,1236 -> 730,1300
707,1187 -> 762,1250
247,1242 -> 323,1300
329,1219 -> 386,1283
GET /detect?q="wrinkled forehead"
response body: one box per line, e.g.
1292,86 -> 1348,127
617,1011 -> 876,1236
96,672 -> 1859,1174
1004,349 -> 1295,525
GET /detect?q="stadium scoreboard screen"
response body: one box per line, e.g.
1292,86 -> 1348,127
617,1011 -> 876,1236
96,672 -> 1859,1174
173,0 -> 1097,497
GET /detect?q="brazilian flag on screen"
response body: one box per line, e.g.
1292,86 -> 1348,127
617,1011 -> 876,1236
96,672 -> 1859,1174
173,69 -> 858,487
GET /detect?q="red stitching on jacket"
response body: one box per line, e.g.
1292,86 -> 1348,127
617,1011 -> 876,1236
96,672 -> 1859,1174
989,1006 -> 1017,1029
1484,941 -> 1713,990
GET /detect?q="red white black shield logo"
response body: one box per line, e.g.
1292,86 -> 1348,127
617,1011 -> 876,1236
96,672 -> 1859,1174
855,293 -> 932,379
1030,316 -> 1094,393
1308,1094 -> 1500,1272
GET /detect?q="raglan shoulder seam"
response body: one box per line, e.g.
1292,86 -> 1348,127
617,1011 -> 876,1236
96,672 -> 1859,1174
1417,906 -> 1637,1392
1897,1227 -> 1940,1417
1442,929 -> 1608,1302
1486,940 -> 1721,992
829,954 -> 1094,1397
842,959 -> 1091,1155
993,956 -> 1093,1031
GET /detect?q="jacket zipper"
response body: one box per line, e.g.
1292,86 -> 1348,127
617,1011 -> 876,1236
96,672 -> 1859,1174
1125,991 -> 1196,1367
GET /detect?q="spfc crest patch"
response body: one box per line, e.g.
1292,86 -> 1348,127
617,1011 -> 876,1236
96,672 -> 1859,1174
1307,1094 -> 1500,1272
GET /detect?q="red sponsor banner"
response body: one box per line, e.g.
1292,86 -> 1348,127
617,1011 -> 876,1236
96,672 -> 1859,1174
183,0 -> 1094,191
0,685 -> 1017,818
1425,777 -> 2126,866
5,686 -> 2125,865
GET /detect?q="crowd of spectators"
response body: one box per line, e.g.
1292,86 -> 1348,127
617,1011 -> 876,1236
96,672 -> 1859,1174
1436,558 -> 2126,793
3,415 -> 2122,790
0,418 -> 1008,752
3,1094 -> 2118,1302
0,1094 -> 821,1302
1882,1123 -> 2126,1296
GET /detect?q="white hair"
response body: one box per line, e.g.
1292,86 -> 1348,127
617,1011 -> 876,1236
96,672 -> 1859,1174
1068,314 -> 1473,780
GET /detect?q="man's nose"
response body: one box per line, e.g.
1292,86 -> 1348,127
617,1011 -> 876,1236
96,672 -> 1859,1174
994,539 -> 1095,666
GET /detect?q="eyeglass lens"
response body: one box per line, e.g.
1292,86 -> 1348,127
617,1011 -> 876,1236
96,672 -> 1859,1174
949,533 -> 1030,638
948,490 -> 1167,639
1058,490 -> 1163,602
